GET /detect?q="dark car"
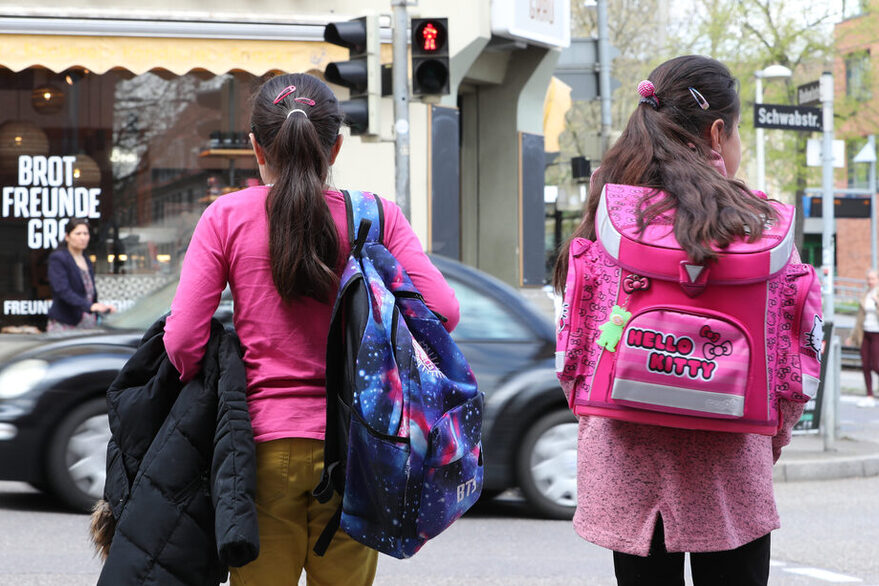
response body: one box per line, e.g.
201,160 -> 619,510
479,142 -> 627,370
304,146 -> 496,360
0,256 -> 577,518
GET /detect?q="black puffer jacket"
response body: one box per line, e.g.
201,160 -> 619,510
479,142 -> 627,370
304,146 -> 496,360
98,316 -> 259,585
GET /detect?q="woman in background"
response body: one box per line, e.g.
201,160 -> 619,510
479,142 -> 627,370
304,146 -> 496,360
46,219 -> 115,331
847,269 -> 879,407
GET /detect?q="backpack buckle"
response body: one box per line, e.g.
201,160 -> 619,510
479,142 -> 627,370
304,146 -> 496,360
679,262 -> 709,297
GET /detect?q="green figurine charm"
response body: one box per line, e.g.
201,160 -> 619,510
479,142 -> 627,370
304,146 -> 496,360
596,305 -> 632,352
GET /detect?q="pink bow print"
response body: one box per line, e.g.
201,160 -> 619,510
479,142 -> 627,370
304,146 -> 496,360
623,274 -> 650,294
703,340 -> 733,359
699,325 -> 720,343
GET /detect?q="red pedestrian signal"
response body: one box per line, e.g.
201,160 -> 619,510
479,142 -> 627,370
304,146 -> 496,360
417,21 -> 443,52
411,18 -> 450,96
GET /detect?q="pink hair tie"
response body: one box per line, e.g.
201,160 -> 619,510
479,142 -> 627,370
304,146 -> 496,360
637,80 -> 659,110
273,85 -> 297,104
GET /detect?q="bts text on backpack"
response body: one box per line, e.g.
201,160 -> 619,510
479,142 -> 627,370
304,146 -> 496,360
556,184 -> 823,435
313,190 -> 483,559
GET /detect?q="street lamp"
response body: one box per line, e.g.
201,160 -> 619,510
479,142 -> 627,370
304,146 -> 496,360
754,64 -> 793,192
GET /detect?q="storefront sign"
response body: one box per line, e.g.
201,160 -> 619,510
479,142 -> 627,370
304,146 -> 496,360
491,0 -> 571,48
1,155 -> 101,249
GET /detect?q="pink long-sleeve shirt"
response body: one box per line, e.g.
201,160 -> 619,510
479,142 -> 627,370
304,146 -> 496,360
164,186 -> 459,443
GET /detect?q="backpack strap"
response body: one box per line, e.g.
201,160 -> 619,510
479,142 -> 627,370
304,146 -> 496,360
343,190 -> 384,255
313,190 -> 385,557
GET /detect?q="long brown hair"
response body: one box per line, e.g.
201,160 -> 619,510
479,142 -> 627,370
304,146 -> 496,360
250,73 -> 344,302
552,55 -> 777,292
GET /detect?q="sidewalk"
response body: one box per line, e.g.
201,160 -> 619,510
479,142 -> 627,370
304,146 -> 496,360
775,366 -> 879,482
775,432 -> 879,482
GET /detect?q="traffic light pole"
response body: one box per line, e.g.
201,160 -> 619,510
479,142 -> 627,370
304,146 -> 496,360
819,71 -> 837,450
392,0 -> 411,219
597,0 -> 612,156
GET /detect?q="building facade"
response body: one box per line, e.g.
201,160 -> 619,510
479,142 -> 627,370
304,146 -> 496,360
0,1 -> 569,330
834,0 -> 879,281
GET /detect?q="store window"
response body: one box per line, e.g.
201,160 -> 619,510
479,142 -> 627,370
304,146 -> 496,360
842,0 -> 870,19
0,66 -> 262,331
845,51 -> 872,102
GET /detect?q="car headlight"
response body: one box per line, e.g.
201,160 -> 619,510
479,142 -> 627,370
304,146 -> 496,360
0,359 -> 49,399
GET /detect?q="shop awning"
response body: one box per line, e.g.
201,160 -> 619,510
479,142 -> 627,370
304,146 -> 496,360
0,33 -> 349,77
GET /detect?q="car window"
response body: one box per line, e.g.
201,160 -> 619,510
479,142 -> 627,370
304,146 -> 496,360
102,280 -> 178,330
102,280 -> 233,330
447,277 -> 532,341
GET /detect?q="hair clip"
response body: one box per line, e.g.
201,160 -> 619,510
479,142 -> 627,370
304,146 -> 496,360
273,85 -> 297,105
294,97 -> 316,106
287,109 -> 308,119
688,87 -> 710,110
637,80 -> 659,110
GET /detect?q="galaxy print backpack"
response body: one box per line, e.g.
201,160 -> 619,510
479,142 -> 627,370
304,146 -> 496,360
313,190 -> 483,559
556,183 -> 824,435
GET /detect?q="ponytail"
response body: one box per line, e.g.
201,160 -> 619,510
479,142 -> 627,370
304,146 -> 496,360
553,55 -> 777,292
251,74 -> 344,302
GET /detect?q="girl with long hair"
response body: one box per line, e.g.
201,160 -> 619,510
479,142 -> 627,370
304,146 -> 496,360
163,73 -> 459,585
554,55 -> 804,586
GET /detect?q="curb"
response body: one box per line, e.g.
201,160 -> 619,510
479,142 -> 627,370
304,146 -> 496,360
773,452 -> 879,482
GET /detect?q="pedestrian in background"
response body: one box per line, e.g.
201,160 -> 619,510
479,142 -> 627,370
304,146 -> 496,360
46,218 -> 115,331
553,55 -> 806,586
846,269 -> 879,407
162,72 -> 459,585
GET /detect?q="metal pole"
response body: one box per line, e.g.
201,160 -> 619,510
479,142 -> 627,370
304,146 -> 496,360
755,74 -> 765,192
869,134 -> 877,271
392,0 -> 411,219
823,334 -> 840,450
820,72 -> 837,451
597,0 -> 612,156
820,72 -> 835,328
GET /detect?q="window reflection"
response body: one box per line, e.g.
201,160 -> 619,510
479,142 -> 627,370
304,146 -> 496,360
0,67 -> 262,331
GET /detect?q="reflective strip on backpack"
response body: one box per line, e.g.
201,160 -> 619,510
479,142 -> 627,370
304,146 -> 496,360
596,188 -> 622,260
802,373 -> 820,399
611,378 -> 745,417
769,218 -> 796,274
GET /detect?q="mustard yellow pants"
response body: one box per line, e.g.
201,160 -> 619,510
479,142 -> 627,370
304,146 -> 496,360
230,438 -> 378,586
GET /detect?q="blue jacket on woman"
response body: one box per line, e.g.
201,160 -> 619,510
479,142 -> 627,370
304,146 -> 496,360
46,248 -> 97,325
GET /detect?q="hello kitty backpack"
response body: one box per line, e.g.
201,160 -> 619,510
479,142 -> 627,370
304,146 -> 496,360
556,184 -> 823,435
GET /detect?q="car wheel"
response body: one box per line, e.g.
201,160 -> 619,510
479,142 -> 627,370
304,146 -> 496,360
46,397 -> 110,513
516,409 -> 578,519
477,489 -> 503,503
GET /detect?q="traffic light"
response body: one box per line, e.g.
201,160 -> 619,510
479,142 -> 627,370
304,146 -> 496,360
410,18 -> 450,96
323,15 -> 381,136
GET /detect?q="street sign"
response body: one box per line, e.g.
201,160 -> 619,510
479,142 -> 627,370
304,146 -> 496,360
555,38 -> 621,101
797,80 -> 821,106
806,138 -> 845,167
754,104 -> 822,131
854,140 -> 877,163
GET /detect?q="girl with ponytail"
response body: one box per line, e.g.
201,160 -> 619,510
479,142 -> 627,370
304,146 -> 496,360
556,56 -> 801,586
164,73 -> 459,585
